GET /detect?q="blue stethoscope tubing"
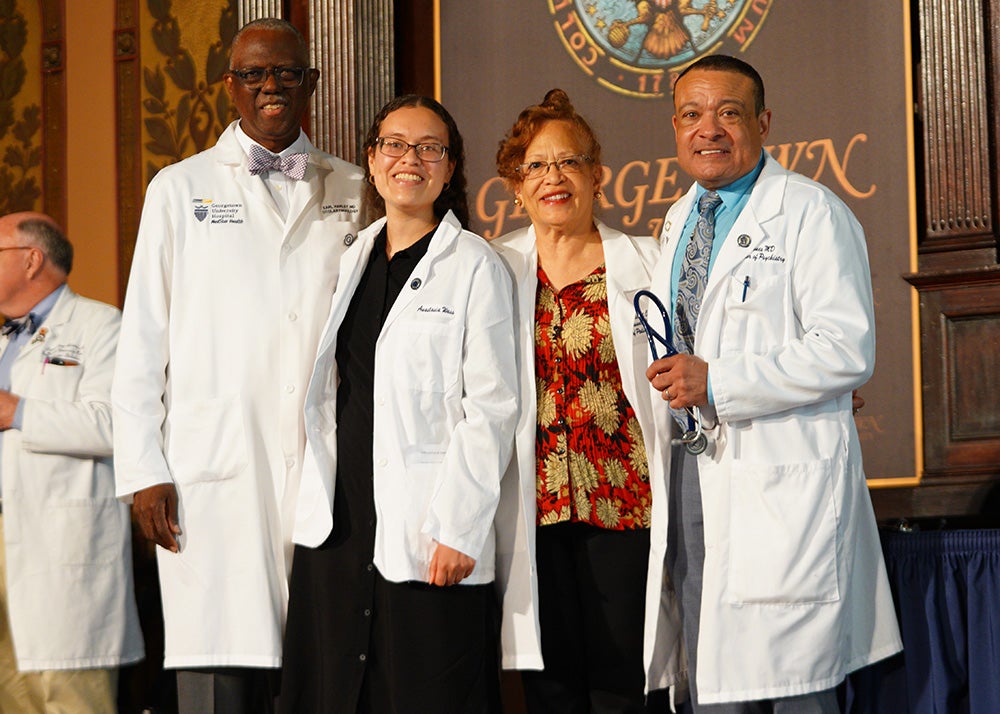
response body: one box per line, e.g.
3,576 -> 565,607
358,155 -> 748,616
632,289 -> 708,454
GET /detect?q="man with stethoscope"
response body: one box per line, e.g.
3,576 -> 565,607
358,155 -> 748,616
640,55 -> 902,712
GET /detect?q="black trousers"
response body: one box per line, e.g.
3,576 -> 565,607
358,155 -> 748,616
281,539 -> 500,714
176,668 -> 279,714
521,522 -> 653,714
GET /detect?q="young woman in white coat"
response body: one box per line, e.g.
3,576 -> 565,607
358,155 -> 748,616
279,96 -> 518,713
491,89 -> 679,713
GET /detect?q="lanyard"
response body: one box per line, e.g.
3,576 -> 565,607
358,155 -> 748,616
633,289 -> 708,455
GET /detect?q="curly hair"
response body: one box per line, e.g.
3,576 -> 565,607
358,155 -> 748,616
361,95 -> 470,227
495,88 -> 603,194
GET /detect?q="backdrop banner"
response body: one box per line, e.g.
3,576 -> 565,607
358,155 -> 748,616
440,0 -> 915,482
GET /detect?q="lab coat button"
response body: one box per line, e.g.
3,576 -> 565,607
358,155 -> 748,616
344,233 -> 355,246
410,278 -> 422,290
737,234 -> 751,248
285,384 -> 295,394
377,458 -> 387,467
288,312 -> 298,322
286,458 -> 295,468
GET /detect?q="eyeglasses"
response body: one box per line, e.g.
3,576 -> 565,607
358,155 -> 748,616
376,138 -> 449,163
515,154 -> 592,181
0,246 -> 32,254
229,66 -> 310,89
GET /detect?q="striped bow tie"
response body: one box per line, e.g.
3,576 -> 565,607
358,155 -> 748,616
247,144 -> 308,181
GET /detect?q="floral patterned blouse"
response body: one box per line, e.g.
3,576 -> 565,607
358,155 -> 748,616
534,264 -> 651,530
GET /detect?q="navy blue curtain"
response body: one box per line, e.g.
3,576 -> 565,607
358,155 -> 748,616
845,529 -> 1000,714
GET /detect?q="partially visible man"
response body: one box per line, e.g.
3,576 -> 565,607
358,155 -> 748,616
0,212 -> 144,713
644,55 -> 902,711
112,17 -> 363,714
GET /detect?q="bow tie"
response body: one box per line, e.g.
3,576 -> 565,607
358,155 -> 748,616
247,144 -> 308,181
2,313 -> 35,337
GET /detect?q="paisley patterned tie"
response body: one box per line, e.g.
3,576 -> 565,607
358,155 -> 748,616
674,190 -> 722,354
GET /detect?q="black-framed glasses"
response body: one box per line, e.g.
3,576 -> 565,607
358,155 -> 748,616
515,154 -> 592,181
229,66 -> 311,89
376,138 -> 449,163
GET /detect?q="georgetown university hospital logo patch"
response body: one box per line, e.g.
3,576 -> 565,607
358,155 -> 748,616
550,0 -> 773,98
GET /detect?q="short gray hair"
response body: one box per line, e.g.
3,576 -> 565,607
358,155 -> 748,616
230,18 -> 309,68
17,218 -> 73,275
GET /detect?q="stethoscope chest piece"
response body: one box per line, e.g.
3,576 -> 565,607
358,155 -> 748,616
683,432 -> 708,455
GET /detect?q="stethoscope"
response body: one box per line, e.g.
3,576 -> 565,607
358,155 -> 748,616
633,289 -> 709,455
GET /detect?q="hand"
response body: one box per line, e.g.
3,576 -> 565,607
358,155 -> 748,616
132,483 -> 182,553
427,542 -> 475,587
852,389 -> 865,415
646,353 -> 709,409
0,390 -> 19,430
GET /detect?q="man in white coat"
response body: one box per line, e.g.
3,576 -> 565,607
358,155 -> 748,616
0,212 -> 144,713
112,18 -> 363,714
644,55 -> 902,711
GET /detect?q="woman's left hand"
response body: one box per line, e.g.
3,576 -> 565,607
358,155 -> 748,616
427,542 -> 476,587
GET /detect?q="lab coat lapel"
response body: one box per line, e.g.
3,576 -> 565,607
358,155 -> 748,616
215,127 -> 283,222
282,143 -> 328,243
504,226 -> 540,349
601,223 -> 651,409
314,219 -> 380,362
703,157 -> 787,305
11,288 -> 74,374
379,212 -> 460,333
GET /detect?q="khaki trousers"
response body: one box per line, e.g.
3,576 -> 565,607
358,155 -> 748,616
0,513 -> 118,713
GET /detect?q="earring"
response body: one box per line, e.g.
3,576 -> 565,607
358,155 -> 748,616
594,190 -> 603,200
514,196 -> 522,207
443,182 -> 451,191
368,175 -> 375,185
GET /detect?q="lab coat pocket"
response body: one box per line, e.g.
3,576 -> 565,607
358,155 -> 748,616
726,457 -> 839,604
165,396 -> 248,484
720,271 -> 787,356
395,321 -> 462,394
32,362 -> 83,397
48,498 -> 127,565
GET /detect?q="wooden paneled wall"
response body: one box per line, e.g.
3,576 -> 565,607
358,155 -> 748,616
872,0 -> 1000,521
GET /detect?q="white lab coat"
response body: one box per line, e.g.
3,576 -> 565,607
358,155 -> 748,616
491,221 -> 684,691
650,154 -> 903,703
2,288 -> 144,670
112,122 -> 363,668
293,211 -> 518,584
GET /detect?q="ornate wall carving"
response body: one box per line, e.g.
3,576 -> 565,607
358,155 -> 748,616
0,1 -> 67,224
115,0 -> 237,300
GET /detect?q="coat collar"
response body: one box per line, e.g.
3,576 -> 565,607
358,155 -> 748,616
494,218 -> 649,287
214,121 -> 334,171
351,211 -> 465,332
662,153 -> 790,286
9,285 -> 77,359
